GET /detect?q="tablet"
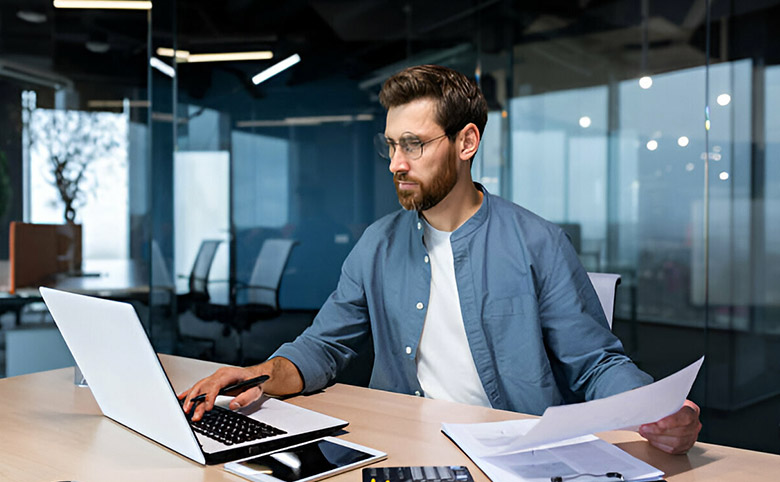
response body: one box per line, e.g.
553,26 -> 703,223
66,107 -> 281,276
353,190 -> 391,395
224,437 -> 387,482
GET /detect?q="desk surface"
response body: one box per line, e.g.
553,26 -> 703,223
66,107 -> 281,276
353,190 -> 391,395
1,355 -> 778,482
0,258 -> 153,297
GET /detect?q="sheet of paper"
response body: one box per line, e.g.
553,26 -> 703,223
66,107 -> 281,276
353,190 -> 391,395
443,420 -> 664,482
446,356 -> 703,457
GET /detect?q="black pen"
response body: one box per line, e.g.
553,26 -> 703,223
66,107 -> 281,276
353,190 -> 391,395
189,374 -> 270,405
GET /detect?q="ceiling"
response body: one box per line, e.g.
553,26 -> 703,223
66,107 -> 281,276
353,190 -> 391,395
2,0 -> 779,108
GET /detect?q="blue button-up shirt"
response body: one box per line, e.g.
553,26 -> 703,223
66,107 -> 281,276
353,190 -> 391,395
273,184 -> 652,415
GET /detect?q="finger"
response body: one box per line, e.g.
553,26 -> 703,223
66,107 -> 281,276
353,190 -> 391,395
182,384 -> 205,413
645,406 -> 699,432
230,386 -> 264,410
640,421 -> 698,437
640,427 -> 698,454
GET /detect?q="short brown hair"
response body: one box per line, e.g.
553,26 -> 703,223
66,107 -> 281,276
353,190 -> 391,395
378,64 -> 488,140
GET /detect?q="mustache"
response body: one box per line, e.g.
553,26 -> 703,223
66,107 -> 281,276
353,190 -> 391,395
394,172 -> 419,183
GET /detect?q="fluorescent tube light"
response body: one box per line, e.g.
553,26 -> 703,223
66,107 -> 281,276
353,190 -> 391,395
150,57 -> 175,78
155,48 -> 272,63
252,53 -> 300,85
187,51 -> 272,63
156,47 -> 190,60
53,1 -> 153,10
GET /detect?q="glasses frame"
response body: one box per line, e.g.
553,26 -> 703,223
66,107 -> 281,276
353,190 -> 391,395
374,132 -> 449,161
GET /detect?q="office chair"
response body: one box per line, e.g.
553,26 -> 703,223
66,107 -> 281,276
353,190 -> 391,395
197,238 -> 297,363
177,239 -> 222,314
586,272 -> 621,329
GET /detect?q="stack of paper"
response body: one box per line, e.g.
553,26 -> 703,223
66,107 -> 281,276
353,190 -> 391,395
442,357 -> 704,482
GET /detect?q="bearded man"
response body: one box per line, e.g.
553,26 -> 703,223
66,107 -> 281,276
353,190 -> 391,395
182,65 -> 701,455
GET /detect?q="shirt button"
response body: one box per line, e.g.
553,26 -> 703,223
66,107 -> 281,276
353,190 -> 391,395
424,255 -> 429,263
414,390 -> 421,397
405,346 -> 412,355
417,222 -> 422,230
416,302 -> 424,310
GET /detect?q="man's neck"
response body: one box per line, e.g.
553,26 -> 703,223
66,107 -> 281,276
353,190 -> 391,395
422,178 -> 483,232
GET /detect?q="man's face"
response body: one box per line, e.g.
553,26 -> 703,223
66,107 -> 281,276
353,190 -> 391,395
385,98 -> 458,211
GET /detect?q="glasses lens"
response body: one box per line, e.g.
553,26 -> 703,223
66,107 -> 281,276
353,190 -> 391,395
399,137 -> 423,159
374,133 -> 392,159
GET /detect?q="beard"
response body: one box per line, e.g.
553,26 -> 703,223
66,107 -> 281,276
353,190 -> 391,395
394,155 -> 458,211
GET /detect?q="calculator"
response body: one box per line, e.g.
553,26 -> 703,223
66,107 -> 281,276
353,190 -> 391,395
362,465 -> 474,482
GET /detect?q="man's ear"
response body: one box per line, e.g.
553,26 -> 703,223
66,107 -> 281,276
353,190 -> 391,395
458,123 -> 481,161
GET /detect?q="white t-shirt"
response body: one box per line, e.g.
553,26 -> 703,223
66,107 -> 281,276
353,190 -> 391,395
415,220 -> 491,407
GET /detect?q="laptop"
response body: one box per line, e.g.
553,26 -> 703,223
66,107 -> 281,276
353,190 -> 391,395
39,287 -> 348,465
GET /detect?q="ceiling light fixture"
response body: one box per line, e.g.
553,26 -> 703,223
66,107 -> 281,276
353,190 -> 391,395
156,47 -> 190,60
252,53 -> 301,85
155,48 -> 272,63
150,57 -> 175,78
187,51 -> 273,63
53,1 -> 152,9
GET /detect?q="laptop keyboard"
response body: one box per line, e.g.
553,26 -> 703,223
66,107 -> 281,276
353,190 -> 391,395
188,404 -> 287,446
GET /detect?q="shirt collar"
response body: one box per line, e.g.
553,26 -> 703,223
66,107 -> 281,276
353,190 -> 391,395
450,182 -> 489,241
411,182 -> 490,241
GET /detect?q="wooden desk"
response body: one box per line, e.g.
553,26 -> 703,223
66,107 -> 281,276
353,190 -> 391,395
1,356 -> 778,482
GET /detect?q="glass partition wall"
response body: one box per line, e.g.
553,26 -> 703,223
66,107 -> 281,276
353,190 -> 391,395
0,0 -> 777,455
0,2 -> 157,338
163,0 -> 779,453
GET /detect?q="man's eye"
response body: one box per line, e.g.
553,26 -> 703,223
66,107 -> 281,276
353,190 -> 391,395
401,140 -> 422,152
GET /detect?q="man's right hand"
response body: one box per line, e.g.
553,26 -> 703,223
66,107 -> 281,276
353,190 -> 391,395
178,366 -> 264,421
177,357 -> 304,422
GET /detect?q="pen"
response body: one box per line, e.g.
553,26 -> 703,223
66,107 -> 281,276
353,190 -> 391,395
189,374 -> 270,405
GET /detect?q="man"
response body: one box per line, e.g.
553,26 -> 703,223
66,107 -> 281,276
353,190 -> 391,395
181,65 -> 701,454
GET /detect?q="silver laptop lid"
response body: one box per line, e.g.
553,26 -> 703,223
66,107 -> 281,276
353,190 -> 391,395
40,287 -> 206,464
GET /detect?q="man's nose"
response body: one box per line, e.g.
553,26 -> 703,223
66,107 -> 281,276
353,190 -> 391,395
388,150 -> 410,174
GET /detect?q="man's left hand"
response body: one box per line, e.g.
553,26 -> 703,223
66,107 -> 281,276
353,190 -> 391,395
638,399 -> 701,454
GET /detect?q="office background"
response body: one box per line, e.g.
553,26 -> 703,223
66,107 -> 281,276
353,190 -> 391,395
0,0 -> 778,455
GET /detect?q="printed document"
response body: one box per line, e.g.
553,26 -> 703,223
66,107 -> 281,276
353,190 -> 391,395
442,357 -> 704,481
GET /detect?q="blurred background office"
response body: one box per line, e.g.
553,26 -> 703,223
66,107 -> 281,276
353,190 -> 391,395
0,0 -> 778,455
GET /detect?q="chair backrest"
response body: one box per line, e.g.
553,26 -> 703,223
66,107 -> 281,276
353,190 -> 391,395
189,240 -> 222,296
245,239 -> 297,309
587,272 -> 621,329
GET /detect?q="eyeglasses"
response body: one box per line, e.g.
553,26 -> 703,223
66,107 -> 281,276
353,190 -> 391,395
374,132 -> 449,160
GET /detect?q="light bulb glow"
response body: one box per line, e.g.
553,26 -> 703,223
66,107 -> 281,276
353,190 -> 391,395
717,94 -> 731,106
639,76 -> 653,89
719,171 -> 729,181
579,116 -> 591,128
677,136 -> 689,147
646,140 -> 658,151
